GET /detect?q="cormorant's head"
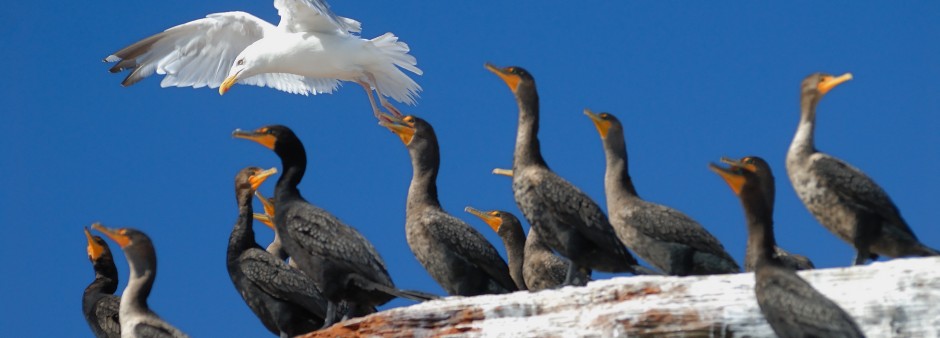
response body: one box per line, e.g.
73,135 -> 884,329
84,227 -> 111,262
801,72 -> 853,102
485,63 -> 534,93
465,207 -> 516,235
584,109 -> 622,140
92,223 -> 134,249
709,156 -> 770,196
233,125 -> 301,156
380,115 -> 437,150
235,167 -> 278,197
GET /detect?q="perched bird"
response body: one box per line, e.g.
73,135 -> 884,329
786,73 -> 938,265
82,228 -> 121,338
381,115 -> 517,296
104,0 -> 421,118
465,207 -> 588,291
234,125 -> 435,328
584,109 -> 740,276
91,223 -> 189,338
486,63 -> 655,284
711,157 -> 865,338
228,166 -> 337,337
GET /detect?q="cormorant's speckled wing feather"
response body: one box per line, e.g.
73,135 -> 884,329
810,155 -> 914,236
282,202 -> 393,286
94,295 -> 121,337
133,322 -> 189,338
756,267 -> 864,337
239,248 -> 328,316
621,200 -> 737,262
535,173 -> 630,257
432,210 -> 517,291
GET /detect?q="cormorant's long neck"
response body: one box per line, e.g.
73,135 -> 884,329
122,247 -> 156,313
275,141 -> 307,200
90,256 -> 119,295
501,228 -> 527,290
229,188 -> 258,258
513,84 -> 548,169
740,189 -> 780,266
790,93 -> 819,158
602,131 -> 640,206
406,139 -> 441,211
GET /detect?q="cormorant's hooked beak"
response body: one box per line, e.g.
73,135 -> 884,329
465,206 -> 503,232
253,213 -> 275,229
709,158 -> 746,195
817,73 -> 853,95
492,168 -> 513,177
85,227 -> 105,261
485,63 -> 521,93
233,128 -> 277,150
92,223 -> 132,249
254,191 -> 276,217
249,167 -> 278,191
219,69 -> 243,95
584,108 -> 611,139
379,116 -> 415,145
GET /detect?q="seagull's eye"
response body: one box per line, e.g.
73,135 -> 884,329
236,59 -> 245,66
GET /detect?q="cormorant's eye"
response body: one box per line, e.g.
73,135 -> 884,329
404,117 -> 414,123
600,113 -> 609,119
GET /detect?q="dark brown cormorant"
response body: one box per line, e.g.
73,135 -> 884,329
229,166 -> 335,337
786,73 -> 938,265
83,227 -> 121,338
381,115 -> 517,296
486,63 -> 655,284
465,207 -> 589,291
711,157 -> 865,338
585,109 -> 740,276
91,223 -> 189,338
234,125 -> 436,328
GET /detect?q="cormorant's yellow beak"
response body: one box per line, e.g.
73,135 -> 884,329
492,168 -> 513,177
85,227 -> 105,261
465,206 -> 503,232
249,168 -> 277,191
709,160 -> 746,195
219,70 -> 242,95
584,109 -> 611,139
380,117 -> 415,145
254,191 -> 276,217
817,73 -> 853,95
485,63 -> 521,93
253,213 -> 275,229
92,223 -> 132,249
233,128 -> 277,150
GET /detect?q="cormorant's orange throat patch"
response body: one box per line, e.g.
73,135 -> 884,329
817,73 -> 853,95
84,227 -> 105,261
92,223 -> 133,249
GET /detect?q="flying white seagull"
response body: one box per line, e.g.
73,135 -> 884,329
104,0 -> 422,118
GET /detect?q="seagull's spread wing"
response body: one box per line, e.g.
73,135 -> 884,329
274,0 -> 361,34
239,73 -> 341,96
105,11 -> 275,89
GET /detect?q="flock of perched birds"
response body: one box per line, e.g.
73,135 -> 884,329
82,0 -> 936,337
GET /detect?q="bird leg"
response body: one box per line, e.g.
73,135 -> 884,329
364,72 -> 404,118
357,81 -> 388,120
563,263 -> 580,286
852,217 -> 879,265
321,301 -> 337,330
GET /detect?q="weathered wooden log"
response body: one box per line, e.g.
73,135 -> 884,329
303,257 -> 940,337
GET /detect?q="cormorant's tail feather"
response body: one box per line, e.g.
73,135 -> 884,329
631,265 -> 665,276
915,244 -> 940,257
350,277 -> 439,302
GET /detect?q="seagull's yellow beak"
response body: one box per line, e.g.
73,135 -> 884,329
219,70 -> 242,95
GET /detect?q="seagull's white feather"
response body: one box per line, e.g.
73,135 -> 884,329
275,0 -> 360,34
240,73 -> 340,96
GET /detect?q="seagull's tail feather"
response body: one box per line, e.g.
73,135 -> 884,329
369,32 -> 422,105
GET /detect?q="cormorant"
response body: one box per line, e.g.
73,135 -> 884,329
234,125 -> 436,328
381,115 -> 517,296
786,73 -> 938,265
465,207 -> 588,291
83,227 -> 121,338
585,109 -> 740,276
229,166 -> 335,337
711,156 -> 865,338
486,63 -> 655,284
91,223 -> 189,338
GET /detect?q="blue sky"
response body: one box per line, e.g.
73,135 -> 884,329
3,1 -> 939,336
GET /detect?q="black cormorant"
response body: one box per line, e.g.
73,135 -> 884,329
585,109 -> 740,275
711,156 -> 865,338
234,125 -> 435,328
83,227 -> 121,338
381,115 -> 517,296
91,223 -> 189,338
786,73 -> 938,265
486,63 -> 655,284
